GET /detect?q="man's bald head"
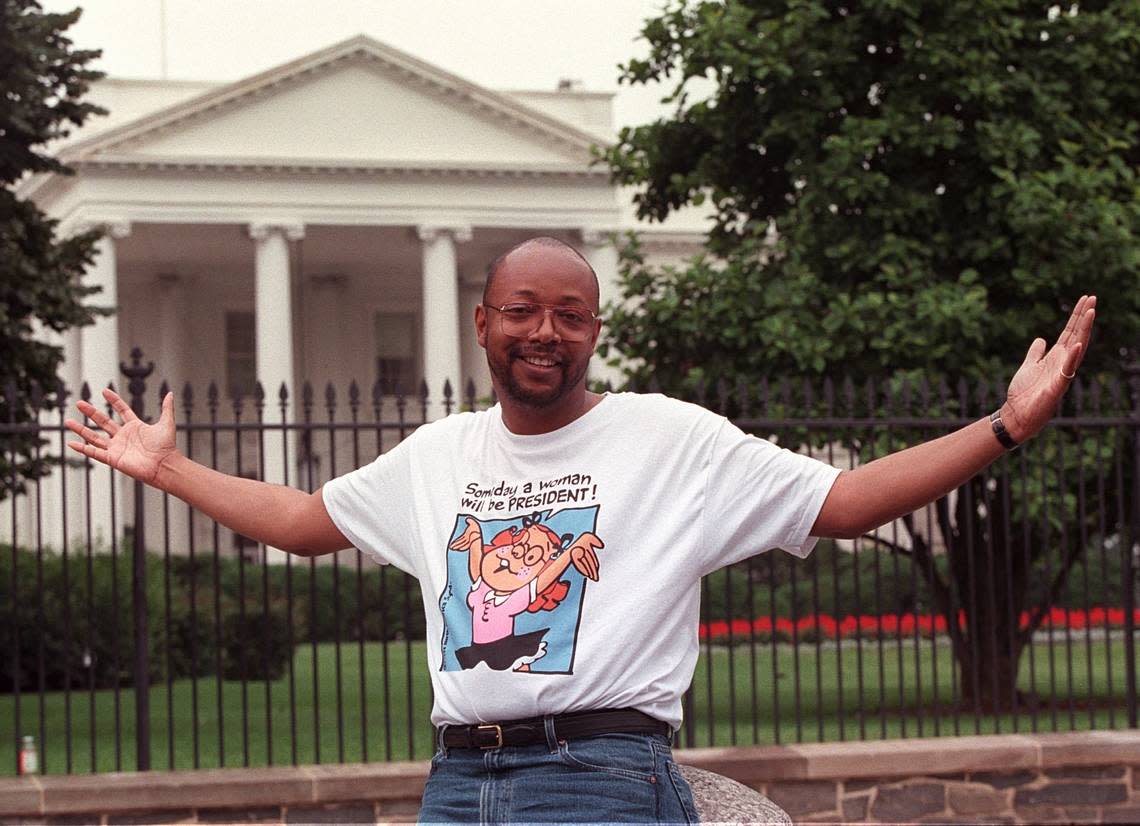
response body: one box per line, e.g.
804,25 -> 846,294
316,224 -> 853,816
483,237 -> 600,309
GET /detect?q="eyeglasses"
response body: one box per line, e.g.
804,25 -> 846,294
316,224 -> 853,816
483,302 -> 598,342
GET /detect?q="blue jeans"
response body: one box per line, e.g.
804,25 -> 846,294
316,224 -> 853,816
419,720 -> 698,824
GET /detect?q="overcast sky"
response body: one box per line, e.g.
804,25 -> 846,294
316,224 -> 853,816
41,0 -> 683,129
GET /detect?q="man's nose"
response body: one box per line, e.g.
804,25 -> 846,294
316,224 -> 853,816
527,309 -> 561,343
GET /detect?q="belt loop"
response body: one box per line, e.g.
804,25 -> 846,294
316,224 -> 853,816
543,714 -> 559,752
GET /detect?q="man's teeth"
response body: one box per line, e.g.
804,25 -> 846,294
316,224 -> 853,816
498,559 -> 510,570
522,356 -> 557,367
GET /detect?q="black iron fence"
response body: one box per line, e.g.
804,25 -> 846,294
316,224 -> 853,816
2,350 -> 1138,775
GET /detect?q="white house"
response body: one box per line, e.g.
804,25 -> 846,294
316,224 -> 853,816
12,34 -> 707,555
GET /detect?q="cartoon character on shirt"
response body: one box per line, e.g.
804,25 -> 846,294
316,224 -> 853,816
446,512 -> 603,672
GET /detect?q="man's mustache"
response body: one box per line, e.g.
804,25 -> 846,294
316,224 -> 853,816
510,346 -> 563,364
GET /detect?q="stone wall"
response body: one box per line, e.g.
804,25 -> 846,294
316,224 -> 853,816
759,764 -> 1137,823
1,730 -> 1137,824
682,731 -> 1140,824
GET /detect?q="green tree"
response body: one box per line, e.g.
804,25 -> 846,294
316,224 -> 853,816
603,0 -> 1140,710
1,0 -> 106,498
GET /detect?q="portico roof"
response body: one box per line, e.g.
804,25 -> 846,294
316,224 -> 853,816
27,35 -> 613,197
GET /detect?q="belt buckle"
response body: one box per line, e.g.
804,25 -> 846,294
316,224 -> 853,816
474,724 -> 503,749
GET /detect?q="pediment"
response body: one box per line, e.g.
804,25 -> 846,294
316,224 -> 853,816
64,36 -> 601,170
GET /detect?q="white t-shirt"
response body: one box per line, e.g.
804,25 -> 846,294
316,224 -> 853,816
322,392 -> 840,730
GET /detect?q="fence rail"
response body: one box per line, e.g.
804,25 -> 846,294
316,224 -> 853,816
2,351 -> 1137,775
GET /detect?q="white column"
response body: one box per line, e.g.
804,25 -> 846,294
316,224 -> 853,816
79,222 -> 130,393
581,228 -> 623,388
418,224 -> 470,419
78,222 -> 130,549
57,327 -> 85,550
150,273 -> 190,556
250,221 -> 303,483
30,322 -> 76,551
250,221 -> 303,564
154,273 -> 187,393
59,328 -> 83,407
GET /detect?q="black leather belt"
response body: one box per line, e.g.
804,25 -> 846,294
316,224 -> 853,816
439,708 -> 670,749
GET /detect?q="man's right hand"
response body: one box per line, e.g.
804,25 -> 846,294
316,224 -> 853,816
66,386 -> 349,555
66,388 -> 178,486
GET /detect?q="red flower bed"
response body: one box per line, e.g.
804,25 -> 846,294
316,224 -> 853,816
698,607 -> 1140,642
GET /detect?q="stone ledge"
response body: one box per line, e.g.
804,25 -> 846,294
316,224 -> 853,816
0,730 -> 1136,818
675,730 -> 1140,784
0,761 -> 429,818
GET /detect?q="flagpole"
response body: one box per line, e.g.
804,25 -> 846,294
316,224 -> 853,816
159,0 -> 168,79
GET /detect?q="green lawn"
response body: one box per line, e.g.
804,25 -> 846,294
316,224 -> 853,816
1,637 -> 1134,775
681,635 -> 1134,748
1,641 -> 435,775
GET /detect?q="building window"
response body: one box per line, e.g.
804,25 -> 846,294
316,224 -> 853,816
375,312 -> 417,392
225,311 -> 256,398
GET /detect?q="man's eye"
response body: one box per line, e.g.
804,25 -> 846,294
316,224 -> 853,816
556,309 -> 588,325
503,304 -> 536,317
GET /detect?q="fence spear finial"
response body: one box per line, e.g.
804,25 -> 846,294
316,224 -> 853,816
120,347 -> 154,420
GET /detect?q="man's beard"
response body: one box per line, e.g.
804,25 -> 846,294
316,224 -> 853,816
488,345 -> 589,409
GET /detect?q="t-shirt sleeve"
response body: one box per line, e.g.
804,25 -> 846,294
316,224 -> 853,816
700,417 -> 841,572
321,434 -> 419,575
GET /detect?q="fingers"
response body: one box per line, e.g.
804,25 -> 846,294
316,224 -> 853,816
74,399 -> 121,437
1053,293 -> 1089,348
1072,303 -> 1095,372
1073,297 -> 1096,348
1058,296 -> 1095,381
1054,295 -> 1085,348
1056,295 -> 1096,348
160,391 -> 175,423
103,388 -> 138,423
1061,342 -> 1084,380
66,440 -> 109,465
73,388 -> 135,436
1022,337 -> 1047,368
64,419 -> 110,450
64,414 -> 112,466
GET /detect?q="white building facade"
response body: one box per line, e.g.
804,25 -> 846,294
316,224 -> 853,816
12,35 -> 705,555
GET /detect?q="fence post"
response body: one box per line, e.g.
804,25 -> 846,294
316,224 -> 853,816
1125,358 -> 1140,729
121,347 -> 154,769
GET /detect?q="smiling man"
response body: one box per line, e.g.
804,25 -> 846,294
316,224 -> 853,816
66,236 -> 1095,824
478,238 -> 605,431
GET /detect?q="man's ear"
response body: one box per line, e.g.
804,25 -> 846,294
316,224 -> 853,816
588,315 -> 603,352
475,303 -> 488,348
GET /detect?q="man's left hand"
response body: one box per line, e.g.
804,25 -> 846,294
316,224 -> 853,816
1001,294 -> 1096,443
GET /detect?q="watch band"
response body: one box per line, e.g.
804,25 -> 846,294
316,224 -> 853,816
990,410 -> 1018,450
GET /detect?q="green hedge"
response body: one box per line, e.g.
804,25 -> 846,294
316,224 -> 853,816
0,545 -> 424,692
702,538 -> 1130,624
5,536 -> 1123,692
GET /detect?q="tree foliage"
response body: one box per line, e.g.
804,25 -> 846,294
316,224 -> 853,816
602,0 -> 1140,389
603,0 -> 1140,709
1,0 -> 106,497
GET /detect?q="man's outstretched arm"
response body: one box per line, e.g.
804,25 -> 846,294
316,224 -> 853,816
811,294 -> 1097,540
66,389 -> 351,556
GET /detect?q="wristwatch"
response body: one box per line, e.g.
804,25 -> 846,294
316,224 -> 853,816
990,409 -> 1018,450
